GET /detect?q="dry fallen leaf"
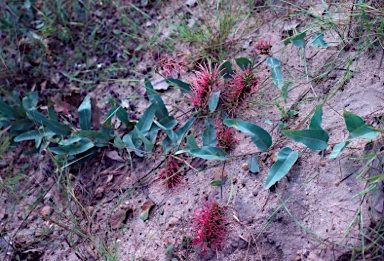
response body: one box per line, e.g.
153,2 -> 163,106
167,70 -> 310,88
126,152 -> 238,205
109,209 -> 132,229
106,151 -> 125,162
40,206 -> 53,216
140,200 -> 155,221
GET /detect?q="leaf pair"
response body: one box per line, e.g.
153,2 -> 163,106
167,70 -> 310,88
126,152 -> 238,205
282,105 -> 329,150
330,110 -> 378,158
176,118 -> 226,161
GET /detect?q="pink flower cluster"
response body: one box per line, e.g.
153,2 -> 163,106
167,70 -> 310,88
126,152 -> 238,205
157,55 -> 187,78
157,157 -> 182,190
253,39 -> 272,55
223,68 -> 260,116
216,121 -> 238,151
191,199 -> 228,253
186,63 -> 223,111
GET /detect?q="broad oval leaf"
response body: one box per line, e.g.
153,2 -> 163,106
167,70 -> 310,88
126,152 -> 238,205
343,110 -> 365,133
208,91 -> 220,113
219,60 -> 233,79
136,103 -> 156,135
27,108 -> 49,126
22,91 -> 38,110
329,141 -> 350,159
158,116 -> 178,130
10,119 -> 34,131
45,119 -> 72,136
348,125 -> 378,141
282,129 -> 329,150
224,119 -> 272,152
189,146 -> 227,161
166,78 -> 190,93
113,132 -> 126,149
122,133 -> 143,157
248,156 -> 259,173
311,33 -> 328,48
202,118 -> 216,147
266,57 -> 284,89
235,57 -> 252,71
174,118 -> 195,145
0,100 -> 21,119
14,129 -> 54,142
144,78 -> 169,120
78,95 -> 92,130
78,130 -> 110,147
290,32 -> 306,48
115,106 -> 130,126
50,137 -> 94,155
264,147 -> 299,189
186,135 -> 198,150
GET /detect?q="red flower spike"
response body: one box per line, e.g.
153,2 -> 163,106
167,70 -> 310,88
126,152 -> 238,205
223,68 -> 260,116
186,63 -> 223,111
253,39 -> 272,55
216,121 -> 238,151
157,158 -> 183,190
157,55 -> 187,78
191,199 -> 228,253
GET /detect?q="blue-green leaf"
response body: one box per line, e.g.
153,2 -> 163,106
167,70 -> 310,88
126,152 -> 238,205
134,126 -> 154,154
348,125 -> 378,141
166,78 -> 190,93
158,116 -> 178,130
264,147 -> 299,189
343,110 -> 365,133
248,156 -> 259,173
78,95 -> 92,130
174,118 -> 195,145
14,129 -> 53,142
45,119 -> 72,136
329,141 -> 350,159
22,91 -> 38,110
0,100 -> 21,119
115,106 -> 130,126
186,135 -> 198,150
144,78 -> 169,120
50,137 -> 94,155
136,103 -> 156,135
202,118 -> 216,147
208,91 -> 220,113
235,57 -> 253,71
224,119 -> 272,152
266,57 -> 284,89
77,130 -> 109,147
27,109 -> 49,126
10,119 -> 34,131
311,33 -> 328,48
284,32 -> 306,48
122,133 -> 143,157
219,60 -> 233,79
309,105 -> 323,130
113,132 -> 126,149
291,32 -> 306,48
282,129 -> 329,150
189,146 -> 227,161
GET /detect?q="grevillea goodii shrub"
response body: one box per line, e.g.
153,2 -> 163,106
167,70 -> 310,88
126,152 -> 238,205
191,199 -> 228,253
